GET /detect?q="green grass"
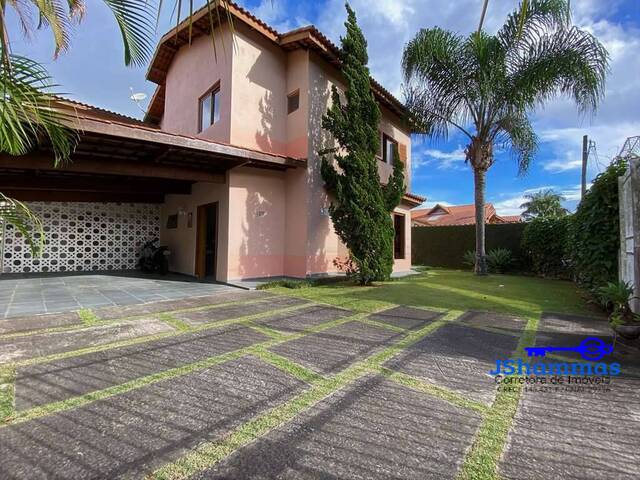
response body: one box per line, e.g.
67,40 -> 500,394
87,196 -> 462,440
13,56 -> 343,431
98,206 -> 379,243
269,268 -> 597,318
77,308 -> 99,326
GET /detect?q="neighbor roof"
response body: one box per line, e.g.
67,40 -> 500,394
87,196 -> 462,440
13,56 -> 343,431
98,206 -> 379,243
145,1 -> 407,124
412,203 -> 521,226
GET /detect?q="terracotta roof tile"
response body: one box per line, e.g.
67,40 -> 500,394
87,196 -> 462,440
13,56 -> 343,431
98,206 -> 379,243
412,203 -> 516,226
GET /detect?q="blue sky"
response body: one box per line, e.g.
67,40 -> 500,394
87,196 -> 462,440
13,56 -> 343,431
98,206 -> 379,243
8,0 -> 640,215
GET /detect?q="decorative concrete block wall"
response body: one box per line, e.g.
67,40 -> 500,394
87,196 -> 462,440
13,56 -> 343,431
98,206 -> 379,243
1,202 -> 160,274
619,157 -> 640,313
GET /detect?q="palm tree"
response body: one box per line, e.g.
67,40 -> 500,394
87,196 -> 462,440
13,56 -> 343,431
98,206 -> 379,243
520,189 -> 569,220
402,0 -> 608,275
0,0 -> 233,256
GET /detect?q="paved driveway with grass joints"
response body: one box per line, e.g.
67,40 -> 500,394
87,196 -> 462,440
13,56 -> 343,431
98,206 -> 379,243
0,289 -> 638,479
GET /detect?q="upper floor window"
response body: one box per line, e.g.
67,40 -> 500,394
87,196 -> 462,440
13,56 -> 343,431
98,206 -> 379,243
382,134 -> 398,165
287,90 -> 300,114
199,84 -> 221,133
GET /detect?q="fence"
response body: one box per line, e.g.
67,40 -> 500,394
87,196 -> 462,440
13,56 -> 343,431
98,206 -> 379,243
412,223 -> 527,269
619,155 -> 640,313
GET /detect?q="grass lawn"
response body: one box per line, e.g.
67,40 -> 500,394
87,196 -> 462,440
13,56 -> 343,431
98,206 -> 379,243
267,268 -> 599,318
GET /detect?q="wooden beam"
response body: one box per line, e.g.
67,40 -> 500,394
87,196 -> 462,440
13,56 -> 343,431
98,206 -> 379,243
65,117 -> 305,168
0,153 -> 225,183
2,189 -> 165,203
0,174 -> 192,195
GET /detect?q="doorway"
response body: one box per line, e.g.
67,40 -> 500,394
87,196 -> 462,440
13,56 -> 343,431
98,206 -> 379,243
195,203 -> 218,279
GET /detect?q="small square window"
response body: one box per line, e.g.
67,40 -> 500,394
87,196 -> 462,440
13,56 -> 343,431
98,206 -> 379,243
287,90 -> 299,114
199,84 -> 221,132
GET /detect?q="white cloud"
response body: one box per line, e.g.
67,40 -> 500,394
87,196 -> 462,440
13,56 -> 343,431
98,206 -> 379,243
491,183 -> 590,216
414,146 -> 467,170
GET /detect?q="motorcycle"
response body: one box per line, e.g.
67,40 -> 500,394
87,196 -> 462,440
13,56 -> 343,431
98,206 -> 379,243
137,238 -> 170,275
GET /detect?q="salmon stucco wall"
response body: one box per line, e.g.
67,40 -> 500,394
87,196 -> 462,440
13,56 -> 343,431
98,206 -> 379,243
229,24 -> 287,155
305,51 -> 413,275
227,166 -> 287,280
161,181 -> 230,281
161,24 -> 233,142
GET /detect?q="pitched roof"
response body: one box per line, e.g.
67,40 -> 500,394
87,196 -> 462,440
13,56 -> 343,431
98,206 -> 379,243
145,1 -> 407,124
411,203 -> 521,226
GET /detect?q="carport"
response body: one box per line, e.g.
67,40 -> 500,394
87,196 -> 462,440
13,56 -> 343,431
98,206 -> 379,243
0,99 -> 303,275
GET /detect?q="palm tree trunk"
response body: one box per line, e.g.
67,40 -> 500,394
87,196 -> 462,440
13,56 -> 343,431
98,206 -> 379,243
474,167 -> 488,275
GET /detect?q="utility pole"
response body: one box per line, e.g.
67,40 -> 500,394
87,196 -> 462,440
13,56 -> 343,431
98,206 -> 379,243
581,134 -> 588,200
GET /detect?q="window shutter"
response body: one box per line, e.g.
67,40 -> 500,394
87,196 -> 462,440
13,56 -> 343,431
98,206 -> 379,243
398,143 -> 408,164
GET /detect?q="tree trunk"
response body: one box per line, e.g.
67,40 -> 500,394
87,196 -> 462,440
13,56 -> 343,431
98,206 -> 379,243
474,167 -> 488,275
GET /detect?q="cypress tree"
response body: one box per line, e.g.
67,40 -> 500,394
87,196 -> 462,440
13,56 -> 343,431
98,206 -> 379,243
320,3 -> 405,285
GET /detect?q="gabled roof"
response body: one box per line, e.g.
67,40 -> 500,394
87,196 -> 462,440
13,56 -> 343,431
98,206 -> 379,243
412,203 -> 521,226
145,1 -> 407,124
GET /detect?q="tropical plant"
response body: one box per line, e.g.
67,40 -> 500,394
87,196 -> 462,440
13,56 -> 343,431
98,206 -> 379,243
487,248 -> 513,273
320,4 -> 405,285
598,281 -> 635,324
569,157 -> 628,294
402,0 -> 608,275
0,0 -> 235,255
520,189 -> 569,220
462,250 -> 477,269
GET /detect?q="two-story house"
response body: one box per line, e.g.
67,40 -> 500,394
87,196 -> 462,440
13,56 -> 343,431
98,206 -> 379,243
0,1 -> 424,282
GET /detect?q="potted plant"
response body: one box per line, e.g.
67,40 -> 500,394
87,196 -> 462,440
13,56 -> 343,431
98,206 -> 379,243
598,281 -> 640,340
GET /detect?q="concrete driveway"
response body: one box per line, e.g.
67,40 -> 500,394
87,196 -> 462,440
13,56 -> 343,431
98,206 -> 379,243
0,290 -> 638,479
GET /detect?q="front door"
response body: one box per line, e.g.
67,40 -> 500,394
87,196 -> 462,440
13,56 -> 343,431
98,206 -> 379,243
195,203 -> 217,279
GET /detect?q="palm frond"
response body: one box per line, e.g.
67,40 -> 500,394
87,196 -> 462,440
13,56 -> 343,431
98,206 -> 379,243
402,28 -> 473,139
493,111 -> 538,174
0,52 -> 77,164
102,0 -> 156,66
508,26 -> 609,113
32,0 -> 74,58
499,0 -> 570,52
0,193 -> 45,257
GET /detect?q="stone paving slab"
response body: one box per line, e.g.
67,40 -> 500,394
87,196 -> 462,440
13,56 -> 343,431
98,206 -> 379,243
94,290 -> 271,321
0,319 -> 175,364
253,305 -> 353,333
193,375 -> 482,480
369,306 -> 441,330
0,356 -> 308,479
386,323 -> 520,405
0,311 -> 83,335
14,325 -> 269,410
500,375 -> 640,480
174,296 -> 308,326
0,274 -> 237,318
458,311 -> 527,333
269,321 -> 403,374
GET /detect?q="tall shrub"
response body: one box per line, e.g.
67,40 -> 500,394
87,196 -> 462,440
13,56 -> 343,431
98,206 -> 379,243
569,157 -> 628,293
521,216 -> 571,278
320,4 -> 404,285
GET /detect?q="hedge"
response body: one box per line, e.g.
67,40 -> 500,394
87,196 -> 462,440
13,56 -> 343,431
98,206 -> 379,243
568,157 -> 628,293
411,223 -> 527,269
521,216 -> 571,278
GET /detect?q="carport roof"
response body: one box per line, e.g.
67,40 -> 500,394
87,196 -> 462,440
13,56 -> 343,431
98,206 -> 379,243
54,98 -> 305,170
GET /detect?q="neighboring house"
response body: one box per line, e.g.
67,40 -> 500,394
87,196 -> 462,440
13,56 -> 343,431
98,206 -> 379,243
0,1 -> 424,281
412,204 -> 521,227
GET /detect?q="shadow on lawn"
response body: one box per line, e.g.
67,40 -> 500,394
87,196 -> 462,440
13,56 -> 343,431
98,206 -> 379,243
297,271 -> 599,319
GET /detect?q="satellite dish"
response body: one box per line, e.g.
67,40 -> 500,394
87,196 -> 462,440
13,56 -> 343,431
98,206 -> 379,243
130,92 -> 147,102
